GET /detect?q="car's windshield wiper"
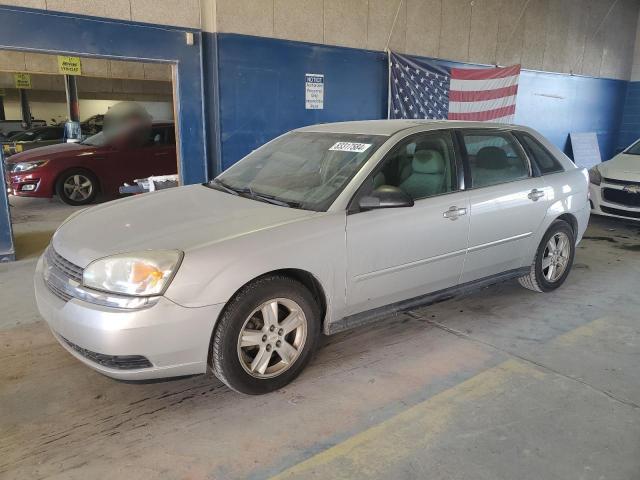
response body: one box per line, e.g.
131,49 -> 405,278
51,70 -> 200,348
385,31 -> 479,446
209,179 -> 302,208
209,178 -> 240,195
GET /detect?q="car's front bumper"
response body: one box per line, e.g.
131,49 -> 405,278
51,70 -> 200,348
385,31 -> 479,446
34,256 -> 224,380
5,170 -> 45,196
590,181 -> 640,221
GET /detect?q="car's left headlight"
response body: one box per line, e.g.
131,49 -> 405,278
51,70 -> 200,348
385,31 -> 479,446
83,250 -> 183,296
12,160 -> 49,172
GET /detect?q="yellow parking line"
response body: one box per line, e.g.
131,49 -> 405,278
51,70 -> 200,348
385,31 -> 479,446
553,317 -> 610,346
270,359 -> 544,480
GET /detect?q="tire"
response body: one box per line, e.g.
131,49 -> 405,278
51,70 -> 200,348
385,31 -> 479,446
55,169 -> 98,206
518,220 -> 575,292
211,275 -> 321,394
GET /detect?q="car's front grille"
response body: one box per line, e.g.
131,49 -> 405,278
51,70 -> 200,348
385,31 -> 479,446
46,246 -> 83,283
601,205 -> 640,219
61,336 -> 153,370
602,188 -> 640,207
44,246 -> 84,302
603,177 -> 640,187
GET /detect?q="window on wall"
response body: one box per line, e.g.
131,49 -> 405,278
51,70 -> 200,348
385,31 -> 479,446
462,132 -> 530,188
366,130 -> 458,201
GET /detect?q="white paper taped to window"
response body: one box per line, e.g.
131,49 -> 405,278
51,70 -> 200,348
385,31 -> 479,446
329,142 -> 372,153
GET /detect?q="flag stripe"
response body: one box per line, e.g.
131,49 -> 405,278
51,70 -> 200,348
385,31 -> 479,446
450,65 -> 521,80
449,95 -> 517,114
449,85 -> 519,102
448,104 -> 516,121
449,74 -> 519,92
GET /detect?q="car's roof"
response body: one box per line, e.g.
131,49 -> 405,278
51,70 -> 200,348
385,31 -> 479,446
296,119 -> 530,136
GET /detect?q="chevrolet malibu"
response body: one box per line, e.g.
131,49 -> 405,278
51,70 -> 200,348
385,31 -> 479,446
35,120 -> 590,394
589,138 -> 640,221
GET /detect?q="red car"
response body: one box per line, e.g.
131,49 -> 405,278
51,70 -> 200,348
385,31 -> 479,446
5,122 -> 177,205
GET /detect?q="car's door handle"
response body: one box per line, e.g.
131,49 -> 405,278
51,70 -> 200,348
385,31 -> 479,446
528,189 -> 545,201
443,206 -> 467,220
154,152 -> 169,156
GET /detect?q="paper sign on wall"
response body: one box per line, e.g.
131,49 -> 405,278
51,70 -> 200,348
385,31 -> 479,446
569,132 -> 601,169
305,73 -> 324,110
58,56 -> 82,75
14,73 -> 31,89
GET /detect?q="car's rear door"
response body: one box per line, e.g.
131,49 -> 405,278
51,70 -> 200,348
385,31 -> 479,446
345,129 -> 470,316
457,129 -> 550,283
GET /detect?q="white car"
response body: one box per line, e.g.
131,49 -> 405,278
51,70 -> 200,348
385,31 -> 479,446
35,120 -> 590,394
589,140 -> 640,221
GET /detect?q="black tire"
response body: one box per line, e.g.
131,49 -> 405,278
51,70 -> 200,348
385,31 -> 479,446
211,275 -> 321,395
55,168 -> 98,206
518,220 -> 575,292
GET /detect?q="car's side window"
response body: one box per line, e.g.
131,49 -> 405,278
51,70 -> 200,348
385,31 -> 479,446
368,131 -> 458,201
462,132 -> 530,188
517,133 -> 564,175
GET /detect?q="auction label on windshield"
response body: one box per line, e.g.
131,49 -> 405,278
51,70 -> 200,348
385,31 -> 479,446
329,142 -> 372,153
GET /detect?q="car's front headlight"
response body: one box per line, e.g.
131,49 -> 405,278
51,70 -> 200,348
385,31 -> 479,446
83,250 -> 183,296
12,160 -> 49,172
588,165 -> 602,185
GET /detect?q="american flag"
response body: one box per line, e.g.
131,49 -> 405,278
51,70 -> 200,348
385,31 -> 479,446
389,51 -> 521,123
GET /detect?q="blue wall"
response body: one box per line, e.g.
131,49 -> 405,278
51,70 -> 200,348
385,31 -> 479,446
515,72 -> 627,162
216,33 -> 629,168
217,34 -> 387,170
618,81 -> 640,151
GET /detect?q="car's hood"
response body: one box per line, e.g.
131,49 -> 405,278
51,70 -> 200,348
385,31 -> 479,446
599,153 -> 640,182
52,184 -> 318,267
6,142 -> 96,163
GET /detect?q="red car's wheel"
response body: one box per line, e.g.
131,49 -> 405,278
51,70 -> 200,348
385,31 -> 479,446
55,169 -> 98,206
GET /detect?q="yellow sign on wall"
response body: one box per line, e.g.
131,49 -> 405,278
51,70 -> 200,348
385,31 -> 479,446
57,56 -> 82,75
14,73 -> 31,89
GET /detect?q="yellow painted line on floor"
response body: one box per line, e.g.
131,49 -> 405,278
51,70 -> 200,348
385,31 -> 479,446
270,359 -> 544,480
553,317 -> 610,346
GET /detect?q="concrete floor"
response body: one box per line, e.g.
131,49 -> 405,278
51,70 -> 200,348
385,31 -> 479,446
1,197 -> 639,480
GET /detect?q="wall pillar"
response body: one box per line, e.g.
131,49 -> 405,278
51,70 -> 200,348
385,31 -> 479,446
64,75 -> 80,122
19,89 -> 31,129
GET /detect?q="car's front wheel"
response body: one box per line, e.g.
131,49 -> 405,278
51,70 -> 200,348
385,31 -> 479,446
211,275 -> 320,394
55,169 -> 98,205
518,219 -> 575,292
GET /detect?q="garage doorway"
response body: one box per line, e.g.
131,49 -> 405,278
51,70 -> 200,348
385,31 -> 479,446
0,54 -> 182,260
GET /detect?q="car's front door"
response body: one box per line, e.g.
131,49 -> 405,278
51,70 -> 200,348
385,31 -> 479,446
107,125 -> 177,191
345,129 -> 470,316
458,129 -> 550,283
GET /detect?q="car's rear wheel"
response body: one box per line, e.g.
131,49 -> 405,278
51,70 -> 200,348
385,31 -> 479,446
56,169 -> 98,206
211,275 -> 320,394
518,220 -> 575,292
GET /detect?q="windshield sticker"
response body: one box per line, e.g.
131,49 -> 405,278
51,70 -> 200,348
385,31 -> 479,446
329,142 -> 372,153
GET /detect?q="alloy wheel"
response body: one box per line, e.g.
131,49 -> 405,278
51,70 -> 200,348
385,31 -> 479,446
541,231 -> 570,282
63,174 -> 93,201
236,298 -> 307,379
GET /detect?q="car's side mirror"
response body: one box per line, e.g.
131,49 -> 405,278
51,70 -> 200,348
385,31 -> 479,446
358,185 -> 414,210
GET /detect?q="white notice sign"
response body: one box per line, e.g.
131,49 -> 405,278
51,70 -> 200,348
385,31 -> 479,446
569,132 -> 601,169
305,73 -> 324,110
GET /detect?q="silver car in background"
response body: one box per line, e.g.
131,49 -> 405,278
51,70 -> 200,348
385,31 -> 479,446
35,120 -> 590,394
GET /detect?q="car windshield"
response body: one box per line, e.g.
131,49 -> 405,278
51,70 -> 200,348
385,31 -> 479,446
81,131 -> 108,146
211,131 -> 387,211
9,129 -> 39,141
625,140 -> 640,155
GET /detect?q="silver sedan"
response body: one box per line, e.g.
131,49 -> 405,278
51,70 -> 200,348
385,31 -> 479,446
35,120 -> 590,394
